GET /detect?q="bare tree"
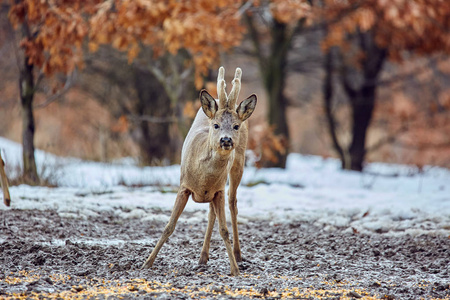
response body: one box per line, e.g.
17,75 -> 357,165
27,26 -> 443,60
81,48 -> 196,165
321,0 -> 450,171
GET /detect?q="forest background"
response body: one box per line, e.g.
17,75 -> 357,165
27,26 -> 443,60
0,0 -> 449,185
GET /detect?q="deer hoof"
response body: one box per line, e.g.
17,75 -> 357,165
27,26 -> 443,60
141,257 -> 155,269
199,252 -> 209,265
230,268 -> 240,276
234,250 -> 242,263
141,262 -> 151,269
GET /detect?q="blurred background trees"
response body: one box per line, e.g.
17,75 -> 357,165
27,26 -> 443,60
1,0 -> 449,179
85,0 -> 246,164
321,0 -> 450,171
243,0 -> 312,168
4,0 -> 94,184
80,46 -> 195,165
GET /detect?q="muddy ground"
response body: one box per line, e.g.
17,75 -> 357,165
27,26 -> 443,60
1,209 -> 449,299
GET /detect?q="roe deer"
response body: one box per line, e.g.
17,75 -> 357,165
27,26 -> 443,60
141,66 -> 257,276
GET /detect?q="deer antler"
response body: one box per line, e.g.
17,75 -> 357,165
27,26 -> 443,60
217,66 -> 227,109
227,67 -> 242,109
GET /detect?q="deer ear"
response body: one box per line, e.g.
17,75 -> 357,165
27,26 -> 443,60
200,90 -> 218,119
236,94 -> 257,121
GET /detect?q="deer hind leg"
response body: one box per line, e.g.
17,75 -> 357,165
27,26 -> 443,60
228,157 -> 244,262
199,202 -> 216,265
141,188 -> 190,269
212,191 -> 240,276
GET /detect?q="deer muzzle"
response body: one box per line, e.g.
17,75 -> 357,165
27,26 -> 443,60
220,137 -> 234,150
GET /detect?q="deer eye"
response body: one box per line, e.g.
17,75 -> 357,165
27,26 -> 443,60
233,125 -> 239,130
214,124 -> 220,129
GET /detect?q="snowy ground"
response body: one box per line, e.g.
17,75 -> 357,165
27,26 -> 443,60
1,137 -> 450,299
1,136 -> 449,238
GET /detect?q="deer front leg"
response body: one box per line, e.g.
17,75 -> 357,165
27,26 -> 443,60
228,158 -> 244,262
228,186 -> 242,262
141,188 -> 190,269
212,191 -> 240,276
199,202 -> 215,265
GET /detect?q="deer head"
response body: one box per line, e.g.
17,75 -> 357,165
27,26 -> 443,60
200,67 -> 257,153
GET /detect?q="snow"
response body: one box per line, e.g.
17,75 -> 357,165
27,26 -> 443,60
1,136 -> 449,237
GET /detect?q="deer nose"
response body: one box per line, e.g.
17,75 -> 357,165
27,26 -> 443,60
220,137 -> 233,148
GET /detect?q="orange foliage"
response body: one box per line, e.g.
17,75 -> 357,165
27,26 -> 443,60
8,0 -> 101,76
371,58 -> 450,167
8,0 -> 247,85
320,0 -> 450,59
88,0 -> 246,88
270,0 -> 310,24
111,115 -> 129,133
247,124 -> 288,168
182,101 -> 200,119
8,0 -> 312,84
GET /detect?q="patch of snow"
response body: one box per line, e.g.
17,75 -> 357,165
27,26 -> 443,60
1,137 -> 449,236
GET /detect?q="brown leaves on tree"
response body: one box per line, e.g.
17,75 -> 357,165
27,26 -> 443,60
111,115 -> 129,133
248,124 -> 288,168
9,0 -> 448,82
8,0 -> 99,77
320,0 -> 450,60
8,0 -> 249,87
270,0 -> 310,24
88,0 -> 246,88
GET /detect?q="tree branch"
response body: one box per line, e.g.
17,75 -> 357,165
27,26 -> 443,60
244,13 -> 266,71
377,56 -> 443,87
34,71 -> 77,109
302,0 -> 364,33
235,0 -> 254,18
340,68 -> 358,99
366,123 -> 408,153
127,114 -> 179,124
393,141 -> 450,151
323,48 -> 345,162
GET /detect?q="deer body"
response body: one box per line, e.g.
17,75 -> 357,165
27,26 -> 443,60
181,109 -> 248,203
142,67 -> 257,276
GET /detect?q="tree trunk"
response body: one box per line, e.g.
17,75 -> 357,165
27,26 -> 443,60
245,15 -> 295,168
345,32 -> 386,171
323,49 -> 346,168
325,30 -> 386,172
348,89 -> 375,171
133,67 -> 175,165
262,20 -> 291,168
20,56 -> 39,184
81,51 -> 188,165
